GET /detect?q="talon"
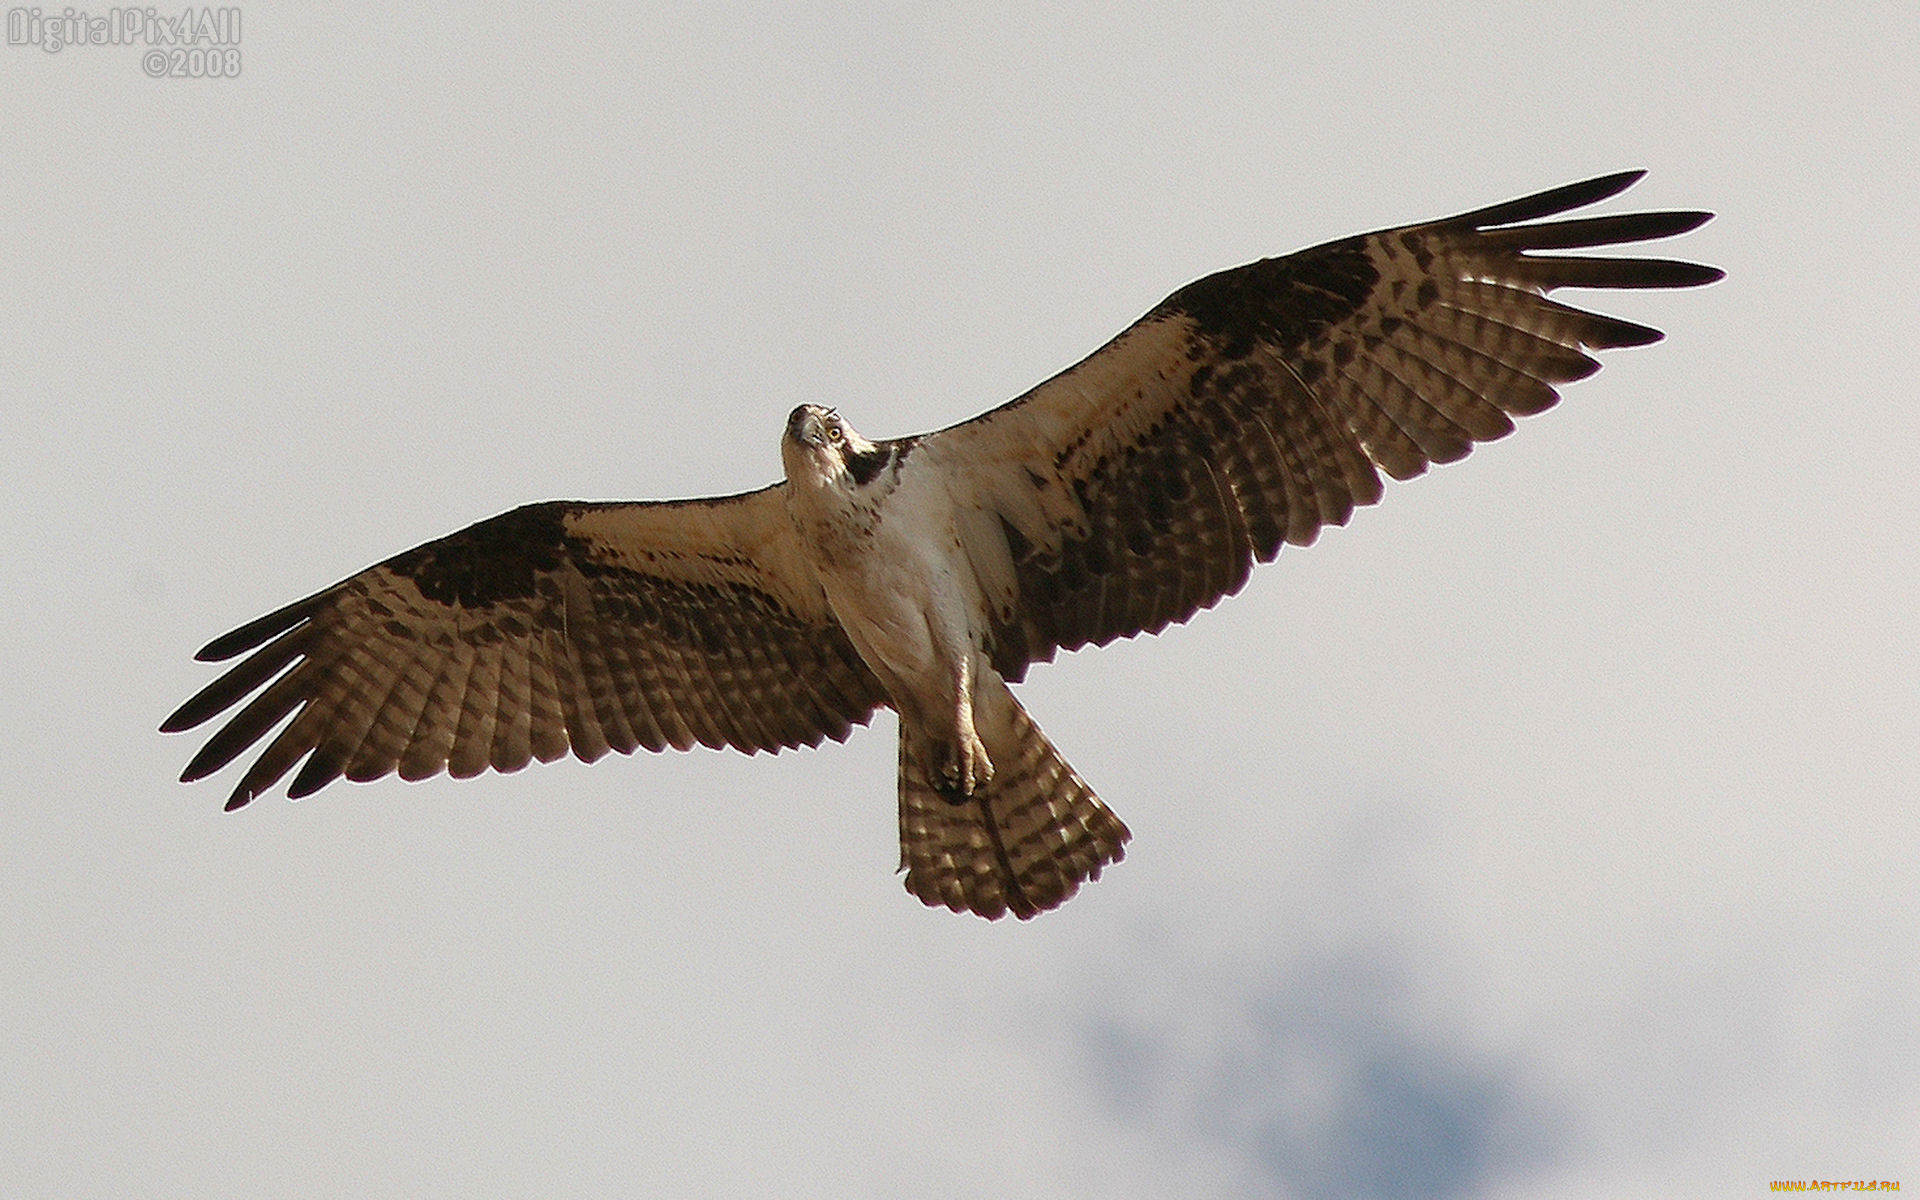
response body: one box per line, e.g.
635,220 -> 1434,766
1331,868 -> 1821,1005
932,734 -> 993,801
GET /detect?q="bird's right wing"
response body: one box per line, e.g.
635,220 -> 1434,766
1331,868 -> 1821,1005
163,486 -> 890,810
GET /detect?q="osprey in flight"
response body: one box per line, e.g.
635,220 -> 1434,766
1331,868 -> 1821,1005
164,172 -> 1720,920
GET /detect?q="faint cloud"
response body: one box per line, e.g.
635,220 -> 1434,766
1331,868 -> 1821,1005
1072,790 -> 1567,1199
1084,948 -> 1565,1200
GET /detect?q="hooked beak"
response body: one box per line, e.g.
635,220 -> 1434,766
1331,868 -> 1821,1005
786,404 -> 831,448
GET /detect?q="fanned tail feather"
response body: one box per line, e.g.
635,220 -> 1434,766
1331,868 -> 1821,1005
897,677 -> 1129,920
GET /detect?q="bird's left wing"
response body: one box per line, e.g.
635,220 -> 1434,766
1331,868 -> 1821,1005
918,171 -> 1722,680
163,487 -> 889,810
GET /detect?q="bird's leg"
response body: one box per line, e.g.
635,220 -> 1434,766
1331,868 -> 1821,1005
931,656 -> 993,800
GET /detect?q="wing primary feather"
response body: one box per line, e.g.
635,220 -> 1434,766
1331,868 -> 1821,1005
1305,377 -> 1386,515
173,488 -> 886,805
1439,170 -> 1646,229
1271,373 -> 1367,530
1214,386 -> 1300,557
1476,209 -> 1715,252
1330,362 -> 1433,481
1328,367 -> 1433,482
1517,255 -> 1727,292
162,625 -> 313,732
286,743 -> 347,800
1572,314 -> 1663,350
226,692 -> 343,807
179,663 -> 316,782
195,588 -> 333,662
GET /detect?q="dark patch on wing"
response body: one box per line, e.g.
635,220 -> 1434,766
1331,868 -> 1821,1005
1152,238 -> 1379,361
386,502 -> 574,608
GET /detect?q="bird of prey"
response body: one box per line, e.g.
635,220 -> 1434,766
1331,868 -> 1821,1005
163,171 -> 1720,920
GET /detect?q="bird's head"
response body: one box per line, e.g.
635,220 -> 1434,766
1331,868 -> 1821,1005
782,404 -> 889,490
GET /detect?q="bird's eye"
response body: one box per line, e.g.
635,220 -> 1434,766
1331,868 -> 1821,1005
827,424 -> 844,443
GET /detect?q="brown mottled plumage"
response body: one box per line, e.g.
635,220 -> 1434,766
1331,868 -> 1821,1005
165,171 -> 1720,919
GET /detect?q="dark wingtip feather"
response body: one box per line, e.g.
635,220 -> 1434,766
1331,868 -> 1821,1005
1447,170 -> 1646,229
1615,260 -> 1726,289
162,687 -> 239,736
1597,321 -> 1665,349
180,737 -> 238,784
195,590 -> 330,662
286,747 -> 346,799
223,785 -> 255,812
164,633 -> 310,734
1527,256 -> 1726,292
160,701 -> 203,735
1655,210 -> 1715,239
1485,209 -> 1717,252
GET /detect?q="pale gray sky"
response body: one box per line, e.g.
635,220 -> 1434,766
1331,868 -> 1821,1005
3,5 -> 1915,1197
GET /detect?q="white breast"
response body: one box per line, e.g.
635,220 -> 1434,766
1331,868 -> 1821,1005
786,458 -> 982,696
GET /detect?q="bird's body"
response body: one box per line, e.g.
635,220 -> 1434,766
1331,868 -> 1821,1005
782,415 -> 947,704
165,171 -> 1721,919
782,406 -> 1129,915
